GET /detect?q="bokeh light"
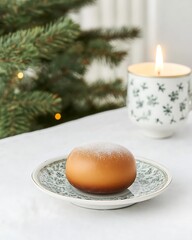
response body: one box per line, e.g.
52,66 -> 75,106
17,72 -> 24,79
55,113 -> 61,120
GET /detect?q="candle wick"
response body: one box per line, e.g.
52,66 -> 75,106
158,71 -> 160,76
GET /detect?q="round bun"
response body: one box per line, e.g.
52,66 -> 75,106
66,143 -> 136,194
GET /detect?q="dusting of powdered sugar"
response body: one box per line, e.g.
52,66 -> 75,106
74,142 -> 130,158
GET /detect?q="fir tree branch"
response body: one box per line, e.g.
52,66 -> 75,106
88,78 -> 126,99
0,17 -> 79,74
82,39 -> 127,66
87,79 -> 126,109
56,78 -> 126,122
0,0 -> 95,35
0,91 -> 61,138
16,91 -> 61,117
0,105 -> 31,138
78,27 -> 140,41
35,18 -> 80,59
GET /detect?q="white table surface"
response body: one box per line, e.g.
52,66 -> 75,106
0,108 -> 192,240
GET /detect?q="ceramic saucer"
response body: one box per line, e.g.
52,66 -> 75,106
32,156 -> 172,210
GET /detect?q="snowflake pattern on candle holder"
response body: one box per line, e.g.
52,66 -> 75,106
157,83 -> 166,92
168,91 -> 179,102
128,77 -> 189,126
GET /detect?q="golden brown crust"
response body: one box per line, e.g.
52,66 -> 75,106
66,143 -> 136,194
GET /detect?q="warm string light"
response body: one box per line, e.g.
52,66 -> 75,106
17,72 -> 24,79
55,113 -> 61,120
155,45 -> 163,76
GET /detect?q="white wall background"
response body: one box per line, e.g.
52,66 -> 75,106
70,0 -> 192,82
154,0 -> 192,66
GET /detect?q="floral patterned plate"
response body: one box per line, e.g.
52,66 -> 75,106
32,156 -> 172,210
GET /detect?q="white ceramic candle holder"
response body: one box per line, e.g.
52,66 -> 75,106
127,63 -> 192,138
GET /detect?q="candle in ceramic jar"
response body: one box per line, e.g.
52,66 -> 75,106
127,45 -> 191,138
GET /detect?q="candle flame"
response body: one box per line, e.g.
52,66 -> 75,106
155,45 -> 163,75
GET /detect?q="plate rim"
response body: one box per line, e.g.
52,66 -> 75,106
31,155 -> 172,206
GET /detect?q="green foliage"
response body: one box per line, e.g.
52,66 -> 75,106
78,27 -> 140,41
36,78 -> 126,128
0,17 -> 79,74
0,0 -> 95,35
0,0 -> 140,138
0,91 -> 61,138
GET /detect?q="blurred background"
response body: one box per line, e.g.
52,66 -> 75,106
0,0 -> 191,138
75,0 -> 192,82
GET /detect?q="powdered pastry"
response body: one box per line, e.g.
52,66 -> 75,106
66,143 -> 136,194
